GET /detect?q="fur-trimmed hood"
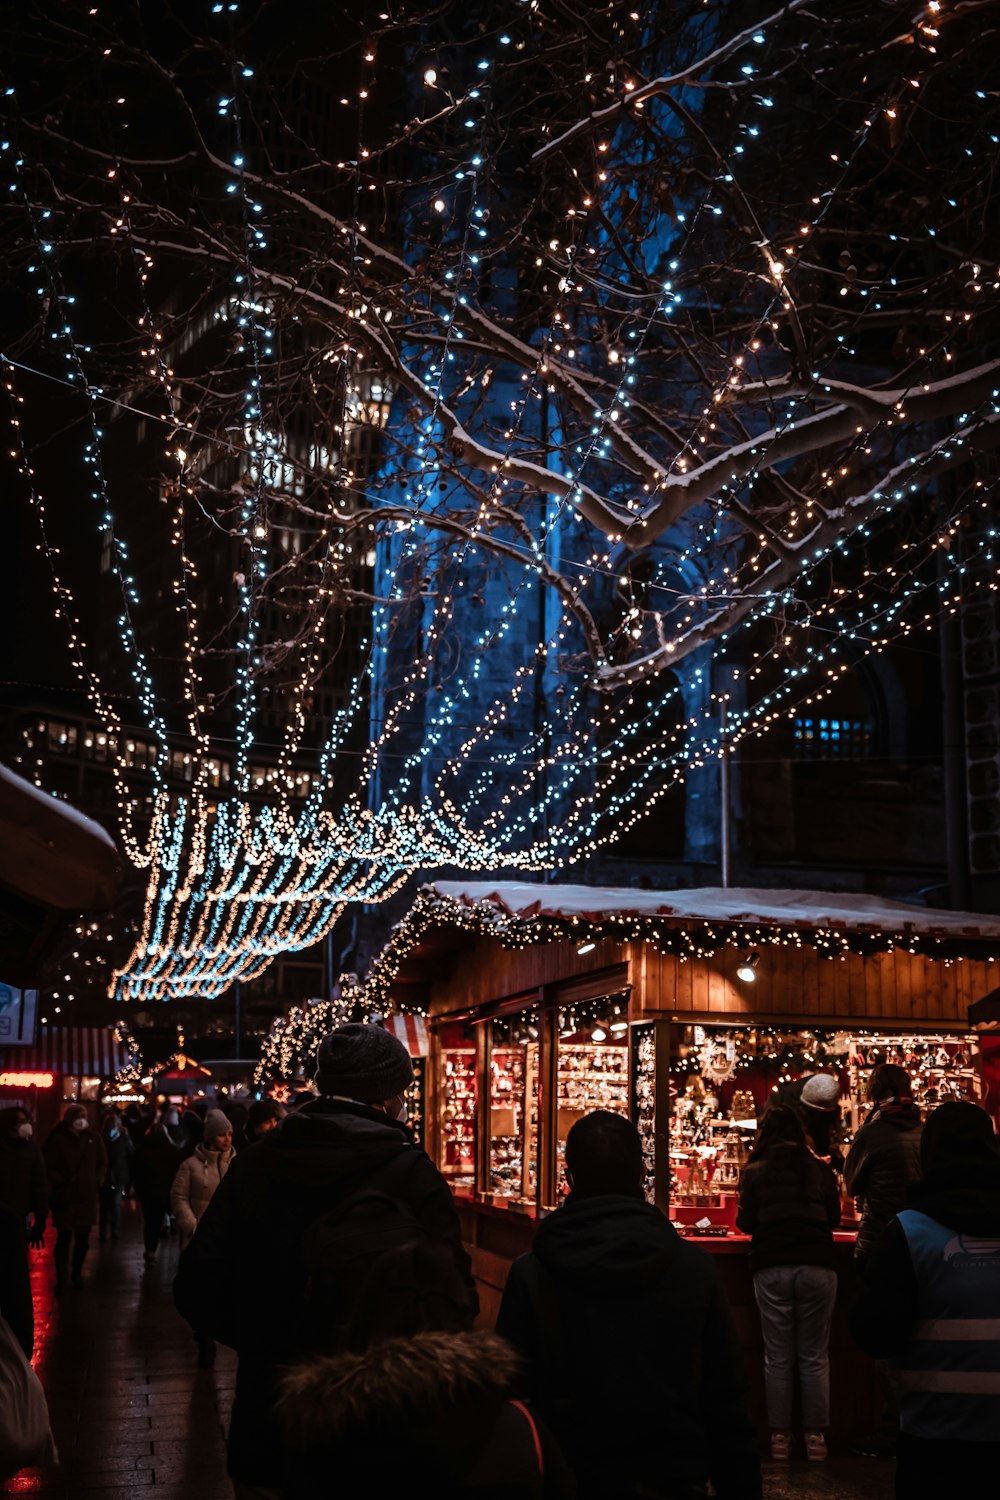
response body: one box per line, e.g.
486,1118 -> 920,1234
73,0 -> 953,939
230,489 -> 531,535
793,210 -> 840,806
279,1330 -> 521,1444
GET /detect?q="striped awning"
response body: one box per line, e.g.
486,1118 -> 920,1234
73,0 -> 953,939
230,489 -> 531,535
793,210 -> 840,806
0,1026 -> 131,1077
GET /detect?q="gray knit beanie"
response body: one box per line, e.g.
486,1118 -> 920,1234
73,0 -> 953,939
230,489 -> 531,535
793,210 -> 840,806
204,1109 -> 231,1141
314,1023 -> 413,1103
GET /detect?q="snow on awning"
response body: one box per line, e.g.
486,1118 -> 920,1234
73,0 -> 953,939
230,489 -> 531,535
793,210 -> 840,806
355,881 -> 1000,1017
427,881 -> 1000,943
0,762 -> 120,910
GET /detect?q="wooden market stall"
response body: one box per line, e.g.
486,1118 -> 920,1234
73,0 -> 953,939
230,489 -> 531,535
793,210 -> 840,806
360,879 -> 1000,1439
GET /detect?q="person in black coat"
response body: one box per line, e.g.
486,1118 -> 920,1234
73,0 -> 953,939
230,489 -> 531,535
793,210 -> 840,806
737,1106 -> 841,1462
242,1099 -> 285,1149
133,1105 -> 187,1263
0,1202 -> 33,1360
0,1107 -> 47,1239
99,1111 -> 134,1243
845,1063 -> 923,1269
174,1023 -> 478,1500
849,1102 -> 1000,1499
496,1111 -> 761,1500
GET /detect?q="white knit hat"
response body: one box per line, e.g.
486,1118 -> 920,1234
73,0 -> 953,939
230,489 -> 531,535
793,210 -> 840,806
800,1073 -> 839,1111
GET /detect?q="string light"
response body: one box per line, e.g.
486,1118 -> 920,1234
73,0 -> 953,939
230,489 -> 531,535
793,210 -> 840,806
1,2 -> 995,1005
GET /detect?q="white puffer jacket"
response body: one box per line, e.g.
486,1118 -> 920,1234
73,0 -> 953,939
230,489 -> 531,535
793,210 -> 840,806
170,1143 -> 235,1239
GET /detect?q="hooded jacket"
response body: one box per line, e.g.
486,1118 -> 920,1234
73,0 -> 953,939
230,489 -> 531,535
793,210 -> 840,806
174,1097 -> 477,1485
278,1330 -> 574,1498
496,1193 -> 761,1500
169,1140 -> 235,1238
844,1103 -> 923,1258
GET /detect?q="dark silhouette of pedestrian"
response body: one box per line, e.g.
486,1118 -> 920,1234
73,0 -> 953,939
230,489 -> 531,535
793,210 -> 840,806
0,1202 -> 33,1359
850,1100 -> 1000,1498
0,1108 -> 48,1242
242,1099 -> 285,1149
845,1063 -> 923,1272
497,1110 -> 761,1500
175,1022 -> 477,1500
737,1105 -> 841,1461
170,1109 -> 235,1369
43,1103 -> 107,1294
99,1110 -> 134,1243
134,1104 -> 187,1264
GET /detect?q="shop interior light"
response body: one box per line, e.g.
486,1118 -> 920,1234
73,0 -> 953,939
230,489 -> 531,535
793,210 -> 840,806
736,953 -> 760,984
591,1026 -> 607,1041
576,941 -> 596,955
610,1020 -> 628,1033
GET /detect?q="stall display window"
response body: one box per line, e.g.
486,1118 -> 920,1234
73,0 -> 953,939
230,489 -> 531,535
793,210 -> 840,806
489,1012 -> 539,1204
846,1033 -> 980,1132
439,1022 -> 476,1190
631,1023 -> 656,1203
665,1023 -> 983,1224
554,995 -> 629,1197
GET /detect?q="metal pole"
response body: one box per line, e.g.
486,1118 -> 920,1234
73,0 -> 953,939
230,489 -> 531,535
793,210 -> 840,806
234,978 -> 242,1060
719,691 -> 731,888
720,744 -> 731,888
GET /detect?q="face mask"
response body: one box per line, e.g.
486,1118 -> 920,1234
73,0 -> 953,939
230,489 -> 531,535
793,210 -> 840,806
392,1100 -> 409,1126
16,1122 -> 32,1141
71,1116 -> 87,1133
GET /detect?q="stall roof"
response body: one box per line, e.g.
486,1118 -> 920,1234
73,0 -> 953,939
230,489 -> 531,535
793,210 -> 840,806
429,881 -> 1000,942
357,880 -> 1000,1014
0,764 -> 119,910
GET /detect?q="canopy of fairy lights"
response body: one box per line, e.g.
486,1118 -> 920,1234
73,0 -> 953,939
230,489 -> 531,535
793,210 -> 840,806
2,1 -> 997,1002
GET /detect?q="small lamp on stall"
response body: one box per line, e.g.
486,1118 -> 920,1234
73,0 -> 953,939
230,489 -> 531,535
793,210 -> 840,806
736,952 -> 760,984
577,940 -> 596,955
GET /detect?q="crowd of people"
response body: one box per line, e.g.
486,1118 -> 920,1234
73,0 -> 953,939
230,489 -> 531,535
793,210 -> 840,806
0,1092 -> 286,1360
2,1026 -> 1000,1499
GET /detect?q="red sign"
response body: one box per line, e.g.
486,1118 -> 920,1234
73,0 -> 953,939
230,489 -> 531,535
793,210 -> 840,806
0,1070 -> 55,1089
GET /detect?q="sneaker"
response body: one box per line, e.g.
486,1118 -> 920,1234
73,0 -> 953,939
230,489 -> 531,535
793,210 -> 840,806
805,1430 -> 828,1462
770,1431 -> 791,1461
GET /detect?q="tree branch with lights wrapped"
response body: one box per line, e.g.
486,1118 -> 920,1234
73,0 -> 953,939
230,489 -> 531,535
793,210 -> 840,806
2,0 -> 997,1004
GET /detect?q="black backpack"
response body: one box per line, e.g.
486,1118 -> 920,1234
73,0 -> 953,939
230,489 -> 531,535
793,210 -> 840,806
302,1186 -> 470,1352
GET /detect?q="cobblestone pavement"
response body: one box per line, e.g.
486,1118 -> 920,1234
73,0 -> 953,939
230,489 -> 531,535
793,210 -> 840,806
4,1200 -> 895,1498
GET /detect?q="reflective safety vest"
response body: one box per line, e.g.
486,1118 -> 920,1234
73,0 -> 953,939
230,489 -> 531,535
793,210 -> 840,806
892,1208 -> 1000,1441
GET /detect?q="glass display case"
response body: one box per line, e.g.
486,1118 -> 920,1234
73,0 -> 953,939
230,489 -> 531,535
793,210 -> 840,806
554,996 -> 629,1199
439,1020 -> 476,1191
488,1011 -> 539,1204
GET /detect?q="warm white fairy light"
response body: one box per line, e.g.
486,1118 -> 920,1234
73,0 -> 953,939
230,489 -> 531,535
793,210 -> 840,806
2,2 -> 996,1002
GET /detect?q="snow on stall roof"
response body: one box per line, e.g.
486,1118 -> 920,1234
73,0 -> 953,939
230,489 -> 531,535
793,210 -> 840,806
0,762 -> 117,853
427,880 -> 1000,941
